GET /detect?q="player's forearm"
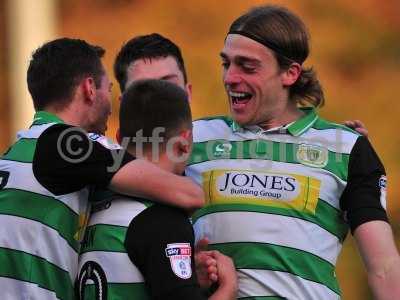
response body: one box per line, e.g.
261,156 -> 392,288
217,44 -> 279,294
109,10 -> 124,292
109,159 -> 204,210
368,257 -> 400,300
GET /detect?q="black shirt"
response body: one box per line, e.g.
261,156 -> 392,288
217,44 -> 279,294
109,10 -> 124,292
33,124 -> 134,195
125,204 -> 207,300
340,136 -> 388,232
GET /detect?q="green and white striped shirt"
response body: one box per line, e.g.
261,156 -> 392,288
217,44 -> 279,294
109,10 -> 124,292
0,111 -> 89,300
188,108 -> 367,300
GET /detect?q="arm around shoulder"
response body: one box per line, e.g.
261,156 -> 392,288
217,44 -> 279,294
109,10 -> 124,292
109,158 -> 204,211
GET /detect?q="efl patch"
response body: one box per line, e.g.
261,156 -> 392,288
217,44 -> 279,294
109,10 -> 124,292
165,243 -> 192,279
379,175 -> 387,210
88,133 -> 121,150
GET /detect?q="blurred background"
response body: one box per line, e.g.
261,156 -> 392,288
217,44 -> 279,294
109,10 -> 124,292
0,0 -> 399,298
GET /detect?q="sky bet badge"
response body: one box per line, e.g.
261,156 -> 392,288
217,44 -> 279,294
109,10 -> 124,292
165,243 -> 192,279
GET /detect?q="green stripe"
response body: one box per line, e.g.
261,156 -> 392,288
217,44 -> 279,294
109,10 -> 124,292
32,111 -> 64,126
31,120 -> 54,127
189,140 -> 349,181
81,224 -> 127,253
287,107 -> 317,136
2,138 -> 37,163
312,118 -> 360,135
83,282 -> 150,300
0,189 -> 80,252
0,247 -> 73,300
210,242 -> 341,295
192,202 -> 348,242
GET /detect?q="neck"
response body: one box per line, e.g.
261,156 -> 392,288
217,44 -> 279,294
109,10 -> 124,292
128,148 -> 181,175
45,102 -> 90,131
257,102 -> 304,130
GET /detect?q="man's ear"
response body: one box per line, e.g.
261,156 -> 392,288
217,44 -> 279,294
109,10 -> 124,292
281,63 -> 302,87
185,83 -> 193,103
178,129 -> 193,155
116,128 -> 122,144
82,77 -> 97,104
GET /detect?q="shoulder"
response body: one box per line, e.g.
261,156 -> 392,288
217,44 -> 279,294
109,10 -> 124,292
193,115 -> 234,143
303,117 -> 362,154
135,204 -> 189,226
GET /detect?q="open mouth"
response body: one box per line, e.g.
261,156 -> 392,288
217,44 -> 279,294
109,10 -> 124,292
229,91 -> 252,108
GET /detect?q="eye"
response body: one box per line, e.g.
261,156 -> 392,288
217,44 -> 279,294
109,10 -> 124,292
241,64 -> 256,73
221,61 -> 230,69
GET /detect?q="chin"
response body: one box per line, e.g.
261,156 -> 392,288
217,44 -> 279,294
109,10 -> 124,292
231,114 -> 248,127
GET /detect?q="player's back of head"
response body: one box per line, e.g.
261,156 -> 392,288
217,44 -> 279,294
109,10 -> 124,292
119,79 -> 192,154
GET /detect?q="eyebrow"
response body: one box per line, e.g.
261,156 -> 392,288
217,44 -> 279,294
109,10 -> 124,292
220,52 -> 261,66
159,74 -> 179,81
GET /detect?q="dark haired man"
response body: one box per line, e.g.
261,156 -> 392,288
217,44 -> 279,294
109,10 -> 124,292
190,5 -> 400,300
113,33 -> 192,152
77,79 -> 237,300
0,38 -> 204,300
114,33 -> 191,99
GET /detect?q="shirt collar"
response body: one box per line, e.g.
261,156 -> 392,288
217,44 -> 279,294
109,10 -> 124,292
31,111 -> 65,126
231,107 -> 318,136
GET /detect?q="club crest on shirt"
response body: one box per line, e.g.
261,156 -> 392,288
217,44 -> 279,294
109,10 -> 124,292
165,243 -> 192,279
296,144 -> 328,168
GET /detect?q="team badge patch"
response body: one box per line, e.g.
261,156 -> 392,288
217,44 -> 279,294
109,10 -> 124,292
296,144 -> 329,168
165,243 -> 192,279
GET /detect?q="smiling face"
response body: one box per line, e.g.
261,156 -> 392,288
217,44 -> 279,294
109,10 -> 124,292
221,34 -> 290,128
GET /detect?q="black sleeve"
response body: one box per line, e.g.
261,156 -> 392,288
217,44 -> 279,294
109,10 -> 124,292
125,204 -> 206,300
33,124 -> 134,195
340,136 -> 388,233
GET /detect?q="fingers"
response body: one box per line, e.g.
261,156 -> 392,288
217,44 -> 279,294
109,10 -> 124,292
354,120 -> 364,127
344,120 -> 355,128
343,120 -> 369,137
195,237 -> 209,252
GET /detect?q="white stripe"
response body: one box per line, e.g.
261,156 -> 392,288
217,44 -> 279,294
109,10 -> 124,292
0,215 -> 78,281
194,211 -> 341,265
193,119 -> 359,154
0,277 -> 58,300
237,269 -> 340,300
79,251 -> 144,283
89,198 -> 147,227
0,159 -> 86,214
16,123 -> 56,140
193,119 -> 234,143
186,159 -> 346,210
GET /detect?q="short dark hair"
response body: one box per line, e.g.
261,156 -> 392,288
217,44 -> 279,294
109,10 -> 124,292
229,5 -> 324,107
114,33 -> 187,92
27,38 -> 105,111
119,79 -> 191,150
